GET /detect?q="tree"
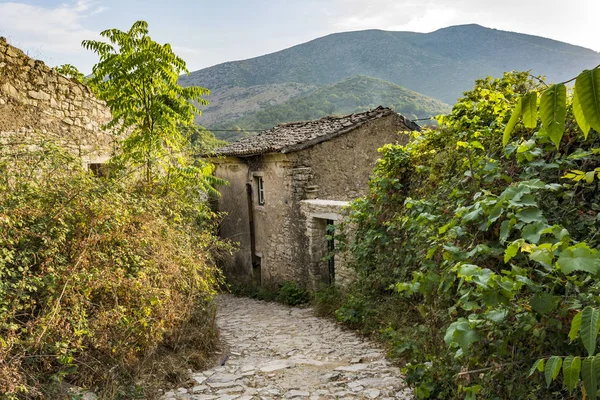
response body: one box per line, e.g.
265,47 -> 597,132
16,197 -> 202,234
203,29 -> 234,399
53,63 -> 86,83
83,20 -> 210,182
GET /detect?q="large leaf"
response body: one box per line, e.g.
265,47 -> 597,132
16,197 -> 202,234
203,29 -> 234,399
570,311 -> 583,341
573,89 -> 592,139
540,84 -> 567,148
503,98 -> 522,146
581,307 -> 600,357
529,358 -> 544,377
582,356 -> 599,400
444,319 -> 479,353
576,69 -> 600,134
563,356 -> 581,393
516,208 -> 543,223
545,356 -> 562,388
522,221 -> 546,244
522,92 -> 538,129
557,246 -> 600,275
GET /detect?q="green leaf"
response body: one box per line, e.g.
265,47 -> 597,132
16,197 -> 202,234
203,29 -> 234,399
582,356 -> 598,400
522,92 -> 538,129
573,88 -> 592,138
540,84 -> 567,148
575,68 -> 600,134
570,311 -> 583,342
563,356 -> 581,393
545,356 -> 562,388
521,221 -> 546,244
529,359 -> 544,377
504,242 -> 519,263
557,245 -> 600,275
503,98 -> 522,146
580,307 -> 600,357
516,208 -> 543,223
530,292 -> 558,315
444,319 -> 479,353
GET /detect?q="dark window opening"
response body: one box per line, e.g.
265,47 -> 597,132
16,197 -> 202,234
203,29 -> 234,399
253,255 -> 262,286
255,176 -> 265,205
89,163 -> 107,177
326,219 -> 335,285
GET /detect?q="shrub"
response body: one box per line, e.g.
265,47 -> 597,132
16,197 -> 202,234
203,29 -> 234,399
0,138 -> 225,398
276,281 -> 309,306
329,72 -> 600,398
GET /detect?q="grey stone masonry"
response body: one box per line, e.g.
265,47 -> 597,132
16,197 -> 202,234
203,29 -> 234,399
0,37 -> 115,163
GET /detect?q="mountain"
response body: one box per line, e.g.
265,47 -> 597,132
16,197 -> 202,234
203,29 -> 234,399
213,75 -> 450,141
183,24 -> 600,138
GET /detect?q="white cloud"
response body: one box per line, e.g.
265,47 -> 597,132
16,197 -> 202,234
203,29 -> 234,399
0,0 -> 106,56
323,0 -> 600,52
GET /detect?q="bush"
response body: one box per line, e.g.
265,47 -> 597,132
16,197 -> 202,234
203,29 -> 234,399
276,281 -> 309,306
0,138 -> 225,398
328,72 -> 600,398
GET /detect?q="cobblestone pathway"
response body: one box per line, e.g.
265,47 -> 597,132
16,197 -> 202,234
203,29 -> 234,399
162,295 -> 412,400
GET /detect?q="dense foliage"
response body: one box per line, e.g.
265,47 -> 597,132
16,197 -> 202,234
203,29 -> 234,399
213,75 -> 449,141
0,137 -> 224,398
1,21 -> 227,399
320,71 -> 600,398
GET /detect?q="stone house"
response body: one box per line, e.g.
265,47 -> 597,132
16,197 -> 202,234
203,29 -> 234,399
210,106 -> 419,289
0,37 -> 114,168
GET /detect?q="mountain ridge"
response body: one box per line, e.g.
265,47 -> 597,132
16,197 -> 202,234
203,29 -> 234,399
182,24 -> 600,137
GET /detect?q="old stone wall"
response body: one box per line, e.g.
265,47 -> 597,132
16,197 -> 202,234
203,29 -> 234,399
0,37 -> 114,162
289,113 -> 410,201
213,113 -> 414,289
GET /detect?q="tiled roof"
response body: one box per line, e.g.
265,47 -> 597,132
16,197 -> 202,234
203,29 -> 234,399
210,106 -> 419,157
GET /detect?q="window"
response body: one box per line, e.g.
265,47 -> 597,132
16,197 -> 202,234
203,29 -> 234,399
255,176 -> 265,205
88,163 -> 107,177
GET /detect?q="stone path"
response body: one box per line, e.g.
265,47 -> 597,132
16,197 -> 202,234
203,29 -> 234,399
161,295 -> 412,400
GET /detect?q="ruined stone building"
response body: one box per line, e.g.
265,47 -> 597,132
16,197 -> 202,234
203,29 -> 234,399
0,37 -> 114,167
210,107 -> 419,289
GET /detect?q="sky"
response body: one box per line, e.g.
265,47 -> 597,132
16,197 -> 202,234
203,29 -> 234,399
0,0 -> 598,74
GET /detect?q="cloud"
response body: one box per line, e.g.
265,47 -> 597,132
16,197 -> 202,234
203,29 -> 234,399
322,0 -> 600,52
0,0 -> 106,56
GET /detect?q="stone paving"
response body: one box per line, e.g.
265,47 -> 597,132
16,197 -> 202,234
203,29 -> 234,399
161,295 -> 413,400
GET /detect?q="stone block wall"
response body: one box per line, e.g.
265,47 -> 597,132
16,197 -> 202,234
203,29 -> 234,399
0,37 -> 114,162
299,199 -> 354,289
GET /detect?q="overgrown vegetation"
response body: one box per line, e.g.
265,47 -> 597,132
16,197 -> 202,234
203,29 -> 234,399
1,21 -> 228,399
316,70 -> 600,398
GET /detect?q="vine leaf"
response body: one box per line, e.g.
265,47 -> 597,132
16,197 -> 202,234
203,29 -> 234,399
573,89 -> 592,139
545,356 -> 562,388
575,69 -> 600,134
540,84 -> 567,148
503,98 -> 522,146
522,92 -> 538,129
557,246 -> 600,275
563,356 -> 581,393
580,307 -> 600,357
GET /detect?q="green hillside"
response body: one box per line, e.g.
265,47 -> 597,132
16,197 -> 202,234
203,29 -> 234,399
182,24 -> 600,106
213,76 -> 450,140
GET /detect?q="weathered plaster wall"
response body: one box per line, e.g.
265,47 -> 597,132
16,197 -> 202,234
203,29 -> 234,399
0,37 -> 114,162
212,157 -> 254,280
289,113 -> 410,201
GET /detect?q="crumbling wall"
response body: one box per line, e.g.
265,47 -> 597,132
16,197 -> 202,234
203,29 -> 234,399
0,37 -> 114,162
